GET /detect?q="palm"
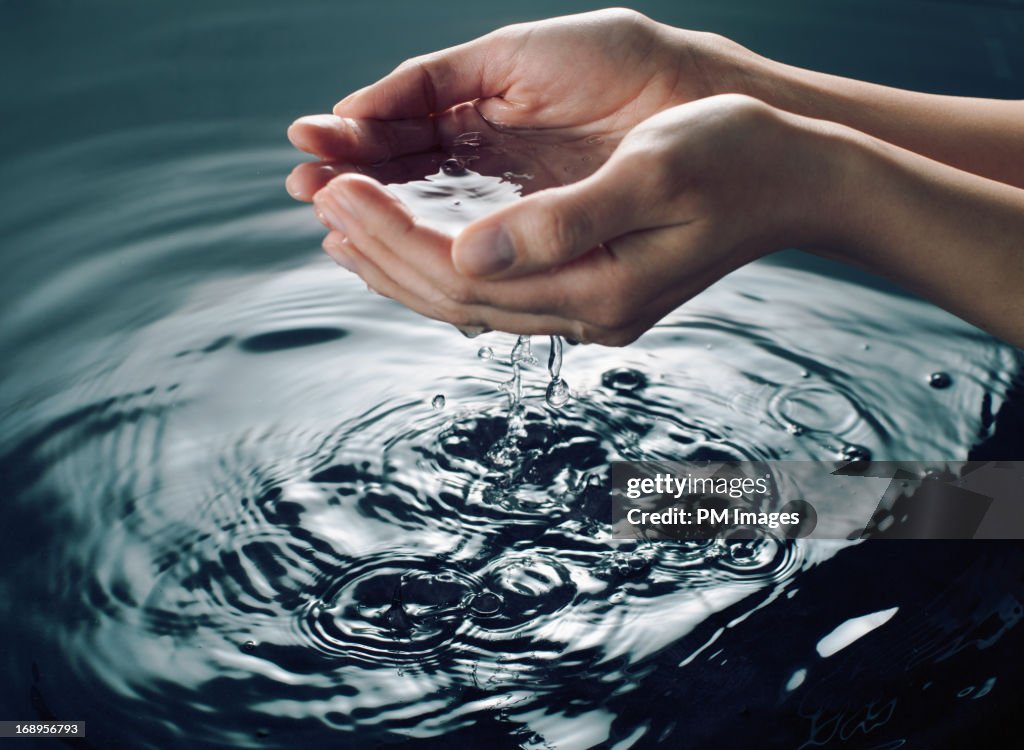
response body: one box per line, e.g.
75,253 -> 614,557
287,10 -> 705,198
463,11 -> 698,133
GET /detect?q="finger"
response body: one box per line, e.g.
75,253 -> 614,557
321,231 -> 358,272
450,159 -> 659,280
287,114 -> 442,163
324,231 -> 590,339
317,174 -> 628,319
286,152 -> 446,202
333,34 -> 514,119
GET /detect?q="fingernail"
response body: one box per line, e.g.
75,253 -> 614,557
456,226 -> 515,277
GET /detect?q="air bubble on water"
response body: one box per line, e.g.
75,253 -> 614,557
242,640 -> 258,653
431,394 -> 446,410
601,367 -> 648,393
477,346 -> 494,360
501,171 -> 534,182
928,372 -> 952,389
469,591 -> 502,616
442,158 -> 467,176
840,444 -> 871,463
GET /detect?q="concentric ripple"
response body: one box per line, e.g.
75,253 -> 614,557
2,117 -> 1022,749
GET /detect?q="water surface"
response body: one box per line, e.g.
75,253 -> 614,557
2,1 -> 1024,748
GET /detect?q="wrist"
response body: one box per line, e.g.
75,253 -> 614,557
660,25 -> 766,100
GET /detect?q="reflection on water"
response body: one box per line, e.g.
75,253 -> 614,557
3,5 -> 1024,747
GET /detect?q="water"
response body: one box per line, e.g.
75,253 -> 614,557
3,1 -> 1024,748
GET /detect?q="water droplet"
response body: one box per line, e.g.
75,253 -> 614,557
458,325 -> 487,338
442,157 -> 466,176
545,377 -> 571,407
840,444 -> 871,463
431,394 -> 446,410
928,372 -> 952,389
585,135 -> 604,145
477,346 -> 494,360
242,640 -> 258,653
800,370 -> 811,378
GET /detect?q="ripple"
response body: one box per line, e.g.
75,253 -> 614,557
2,113 -> 1021,748
769,383 -> 861,435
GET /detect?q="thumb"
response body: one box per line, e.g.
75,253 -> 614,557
452,175 -> 639,279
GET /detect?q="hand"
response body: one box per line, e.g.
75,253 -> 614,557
309,95 -> 848,345
286,8 -> 753,202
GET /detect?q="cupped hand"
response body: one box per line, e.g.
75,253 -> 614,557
286,9 -> 751,201
310,95 -> 846,345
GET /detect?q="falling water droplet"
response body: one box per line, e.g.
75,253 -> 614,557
928,372 -> 952,389
431,394 -> 446,410
546,378 -> 570,407
458,325 -> 486,339
545,336 -> 571,407
511,335 -> 537,366
477,346 -> 493,360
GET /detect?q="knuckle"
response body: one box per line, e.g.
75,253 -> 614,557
537,203 -> 589,266
600,7 -> 647,25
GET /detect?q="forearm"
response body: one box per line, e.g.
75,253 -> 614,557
820,125 -> 1024,346
678,28 -> 1024,188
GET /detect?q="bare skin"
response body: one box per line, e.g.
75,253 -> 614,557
286,8 -> 1024,347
